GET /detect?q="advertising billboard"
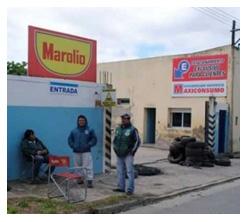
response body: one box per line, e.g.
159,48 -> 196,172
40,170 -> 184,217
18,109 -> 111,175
28,26 -> 96,82
172,54 -> 228,97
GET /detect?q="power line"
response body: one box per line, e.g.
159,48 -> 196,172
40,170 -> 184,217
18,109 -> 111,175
192,7 -> 232,27
204,7 -> 239,25
213,7 -> 240,23
202,7 -> 233,26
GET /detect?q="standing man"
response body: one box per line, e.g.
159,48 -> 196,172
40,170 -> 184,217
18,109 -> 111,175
113,113 -> 141,195
68,115 -> 97,188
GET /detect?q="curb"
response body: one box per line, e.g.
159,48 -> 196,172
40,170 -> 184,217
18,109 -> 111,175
88,176 -> 240,214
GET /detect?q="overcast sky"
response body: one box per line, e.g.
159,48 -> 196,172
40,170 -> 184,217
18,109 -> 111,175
7,7 -> 240,63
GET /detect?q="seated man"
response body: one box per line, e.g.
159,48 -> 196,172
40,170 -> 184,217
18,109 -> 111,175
21,129 -> 55,183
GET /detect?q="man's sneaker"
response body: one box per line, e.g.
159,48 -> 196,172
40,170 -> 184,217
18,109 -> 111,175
87,180 -> 93,188
126,191 -> 133,196
112,188 -> 125,193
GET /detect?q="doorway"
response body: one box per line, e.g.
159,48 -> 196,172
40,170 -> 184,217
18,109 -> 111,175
144,108 -> 156,144
218,110 -> 227,153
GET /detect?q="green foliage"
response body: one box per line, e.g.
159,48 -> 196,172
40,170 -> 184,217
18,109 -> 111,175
7,61 -> 27,75
7,194 -> 134,213
17,200 -> 29,208
7,207 -> 18,214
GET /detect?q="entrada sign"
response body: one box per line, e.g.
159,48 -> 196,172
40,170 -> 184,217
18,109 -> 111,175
28,26 -> 96,82
49,81 -> 78,95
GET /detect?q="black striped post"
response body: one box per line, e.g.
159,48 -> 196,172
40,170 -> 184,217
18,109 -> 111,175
207,97 -> 216,151
104,107 -> 112,173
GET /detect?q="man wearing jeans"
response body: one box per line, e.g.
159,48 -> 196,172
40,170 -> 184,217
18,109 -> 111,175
113,113 -> 141,195
68,115 -> 97,188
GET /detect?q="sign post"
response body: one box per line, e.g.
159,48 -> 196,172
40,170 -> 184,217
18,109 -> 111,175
102,84 -> 116,173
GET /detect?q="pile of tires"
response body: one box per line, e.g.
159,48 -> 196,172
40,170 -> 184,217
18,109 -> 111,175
168,136 -> 224,168
134,164 -> 162,176
214,153 -> 231,166
168,136 -> 196,164
182,142 -> 215,167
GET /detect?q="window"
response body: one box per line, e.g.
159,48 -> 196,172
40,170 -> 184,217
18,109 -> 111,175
169,108 -> 191,128
117,98 -> 130,105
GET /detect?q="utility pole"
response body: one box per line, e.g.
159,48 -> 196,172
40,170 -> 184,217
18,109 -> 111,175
231,20 -> 240,48
231,20 -> 236,46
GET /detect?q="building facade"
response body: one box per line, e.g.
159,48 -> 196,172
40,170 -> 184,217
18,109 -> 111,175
98,45 -> 240,153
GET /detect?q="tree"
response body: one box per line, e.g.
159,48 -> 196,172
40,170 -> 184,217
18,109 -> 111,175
7,61 -> 27,75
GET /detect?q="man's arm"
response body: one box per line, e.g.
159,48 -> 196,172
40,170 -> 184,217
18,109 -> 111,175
21,140 -> 36,156
37,138 -> 49,155
88,129 -> 97,147
131,128 -> 141,156
68,131 -> 74,149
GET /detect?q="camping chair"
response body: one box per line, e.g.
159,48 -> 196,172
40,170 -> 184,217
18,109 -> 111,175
21,154 -> 49,183
47,155 -> 87,203
20,154 -> 35,182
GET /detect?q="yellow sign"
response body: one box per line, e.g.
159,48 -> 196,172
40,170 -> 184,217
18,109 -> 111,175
36,32 -> 91,75
102,89 -> 116,107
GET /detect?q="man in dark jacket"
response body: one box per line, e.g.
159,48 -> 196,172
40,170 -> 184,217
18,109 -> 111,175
21,129 -> 55,183
113,113 -> 141,195
68,115 -> 97,188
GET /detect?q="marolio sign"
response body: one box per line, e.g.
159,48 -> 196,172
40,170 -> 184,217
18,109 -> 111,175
28,26 -> 96,82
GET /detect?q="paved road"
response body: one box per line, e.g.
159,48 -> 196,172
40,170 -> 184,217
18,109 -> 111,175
123,179 -> 240,214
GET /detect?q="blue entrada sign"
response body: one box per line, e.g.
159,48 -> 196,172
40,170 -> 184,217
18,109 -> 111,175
50,81 -> 78,95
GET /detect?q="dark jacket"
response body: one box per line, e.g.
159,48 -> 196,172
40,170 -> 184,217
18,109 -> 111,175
113,123 -> 141,157
68,116 -> 97,153
21,138 -> 49,159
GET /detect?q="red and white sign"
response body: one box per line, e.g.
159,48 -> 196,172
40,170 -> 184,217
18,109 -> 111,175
172,54 -> 228,97
172,80 -> 226,97
28,26 -> 97,82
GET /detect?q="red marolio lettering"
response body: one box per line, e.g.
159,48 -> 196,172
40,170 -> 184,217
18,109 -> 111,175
42,42 -> 86,65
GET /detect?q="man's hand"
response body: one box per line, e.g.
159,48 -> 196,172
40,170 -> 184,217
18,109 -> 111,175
37,150 -> 47,155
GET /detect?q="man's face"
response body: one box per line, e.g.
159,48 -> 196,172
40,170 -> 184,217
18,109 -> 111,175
121,116 -> 130,125
78,118 -> 86,127
29,133 -> 36,141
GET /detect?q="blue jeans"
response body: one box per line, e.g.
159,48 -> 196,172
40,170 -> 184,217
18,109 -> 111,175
116,154 -> 134,193
33,155 -> 55,178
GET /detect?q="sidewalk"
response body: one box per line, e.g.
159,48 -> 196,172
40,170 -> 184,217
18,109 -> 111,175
7,147 -> 240,213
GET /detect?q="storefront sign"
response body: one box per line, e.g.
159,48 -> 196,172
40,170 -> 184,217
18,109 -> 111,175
172,80 -> 226,97
172,54 -> 228,97
28,26 -> 96,82
49,81 -> 78,95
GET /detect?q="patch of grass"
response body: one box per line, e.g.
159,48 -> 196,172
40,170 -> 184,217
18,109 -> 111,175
7,194 -> 136,214
18,200 -> 29,208
7,207 -> 18,214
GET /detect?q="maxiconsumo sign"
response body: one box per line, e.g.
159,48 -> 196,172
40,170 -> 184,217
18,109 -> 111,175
28,26 -> 96,82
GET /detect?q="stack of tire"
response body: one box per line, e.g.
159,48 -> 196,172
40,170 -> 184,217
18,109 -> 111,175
183,141 -> 215,167
168,136 -> 196,164
168,136 -> 217,167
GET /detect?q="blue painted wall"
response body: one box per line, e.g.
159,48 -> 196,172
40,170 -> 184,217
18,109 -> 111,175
7,106 -> 104,180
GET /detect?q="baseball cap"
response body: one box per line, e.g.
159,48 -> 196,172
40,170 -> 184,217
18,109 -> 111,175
121,113 -> 131,119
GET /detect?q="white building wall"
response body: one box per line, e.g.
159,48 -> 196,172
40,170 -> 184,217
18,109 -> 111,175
8,75 -> 103,107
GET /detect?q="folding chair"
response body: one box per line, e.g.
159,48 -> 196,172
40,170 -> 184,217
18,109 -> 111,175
47,155 -> 87,203
21,154 -> 49,183
20,154 -> 35,182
